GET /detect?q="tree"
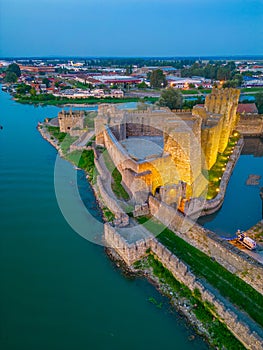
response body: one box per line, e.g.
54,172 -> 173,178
42,78 -> 50,88
4,71 -> 18,83
255,92 -> 263,114
16,83 -> 31,94
6,63 -> 21,77
150,69 -> 167,88
137,81 -> 148,89
30,88 -> 36,96
159,88 -> 183,110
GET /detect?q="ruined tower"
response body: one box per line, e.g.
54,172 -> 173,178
58,110 -> 84,133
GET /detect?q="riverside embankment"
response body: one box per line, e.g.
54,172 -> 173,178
38,119 -> 263,349
0,88 -> 210,350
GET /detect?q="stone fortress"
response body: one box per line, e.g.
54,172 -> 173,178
95,87 -> 240,210
47,88 -> 263,348
58,110 -> 84,134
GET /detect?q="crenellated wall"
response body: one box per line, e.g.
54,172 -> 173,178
205,88 -> 240,153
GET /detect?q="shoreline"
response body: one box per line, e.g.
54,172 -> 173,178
105,247 -> 214,346
37,122 -> 250,349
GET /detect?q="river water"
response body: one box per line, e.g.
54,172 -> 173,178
199,138 -> 263,237
0,88 -> 208,350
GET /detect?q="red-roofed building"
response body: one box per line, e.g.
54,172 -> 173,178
237,103 -> 258,115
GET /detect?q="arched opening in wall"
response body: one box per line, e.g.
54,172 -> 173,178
155,186 -> 161,200
67,127 -> 71,130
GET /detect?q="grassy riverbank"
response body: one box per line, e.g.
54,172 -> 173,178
134,254 -> 245,350
15,94 -> 158,106
137,216 -> 263,329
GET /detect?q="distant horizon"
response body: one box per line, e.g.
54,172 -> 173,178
1,54 -> 263,61
0,0 -> 262,58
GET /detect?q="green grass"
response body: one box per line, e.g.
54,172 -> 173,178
16,95 -> 157,106
46,126 -> 78,154
199,89 -> 212,94
46,126 -> 66,143
66,150 -> 95,177
102,150 -> 130,200
141,254 -> 245,350
102,208 -> 115,222
136,216 -> 263,328
206,133 -> 240,199
241,87 -> 263,93
60,135 -> 78,154
181,89 -> 199,95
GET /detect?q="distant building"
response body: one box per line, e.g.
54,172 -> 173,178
237,103 -> 258,115
19,65 -> 55,73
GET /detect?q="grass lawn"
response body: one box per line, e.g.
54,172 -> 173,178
46,126 -> 78,154
181,89 -> 199,95
241,87 -> 263,93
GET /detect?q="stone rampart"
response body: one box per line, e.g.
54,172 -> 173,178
237,115 -> 263,137
149,239 -> 263,350
104,223 -> 263,349
94,153 -> 129,227
104,223 -> 153,265
149,195 -> 263,295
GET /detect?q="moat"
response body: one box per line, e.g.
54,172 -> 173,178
199,137 -> 263,236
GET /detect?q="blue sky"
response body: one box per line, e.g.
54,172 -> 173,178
0,0 -> 262,57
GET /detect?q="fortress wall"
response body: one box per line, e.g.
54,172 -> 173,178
126,122 -> 163,137
200,137 -> 244,215
96,175 -> 129,225
201,118 -> 223,170
104,223 -> 153,265
242,137 -> 263,157
205,88 -> 240,153
148,195 -> 263,295
150,240 -> 263,349
103,127 -> 139,173
104,223 -> 263,349
237,115 -> 263,136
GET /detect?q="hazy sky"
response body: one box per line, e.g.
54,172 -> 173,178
0,0 -> 262,57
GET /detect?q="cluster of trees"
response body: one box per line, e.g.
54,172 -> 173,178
255,93 -> 263,114
181,61 -> 237,81
16,83 -> 31,94
149,69 -> 167,88
158,88 -> 183,110
4,63 -> 21,83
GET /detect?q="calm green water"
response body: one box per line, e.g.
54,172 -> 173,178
0,89 -> 208,350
